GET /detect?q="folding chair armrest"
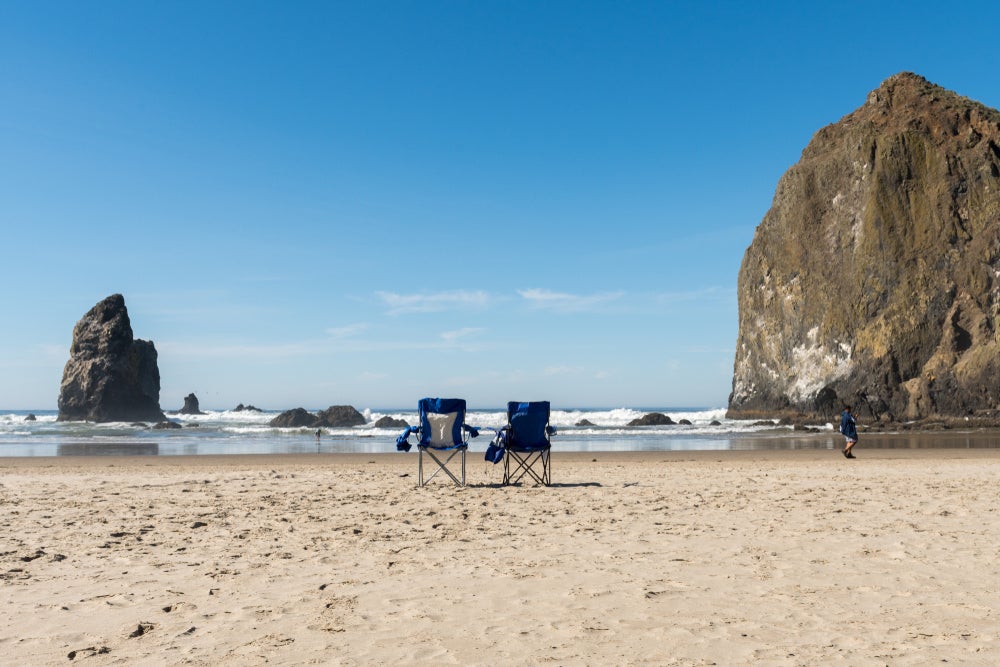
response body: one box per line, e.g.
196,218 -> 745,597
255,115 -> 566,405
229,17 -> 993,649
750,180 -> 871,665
485,429 -> 506,464
396,425 -> 420,452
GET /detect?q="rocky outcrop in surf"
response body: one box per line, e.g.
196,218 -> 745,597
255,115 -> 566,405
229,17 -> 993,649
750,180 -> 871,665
269,405 -> 367,428
58,294 -> 166,423
373,416 -> 409,428
729,73 -> 1000,423
627,413 -> 675,426
269,408 -> 317,428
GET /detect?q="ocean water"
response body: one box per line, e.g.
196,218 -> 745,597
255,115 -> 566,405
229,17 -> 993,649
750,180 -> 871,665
0,407 -> 833,457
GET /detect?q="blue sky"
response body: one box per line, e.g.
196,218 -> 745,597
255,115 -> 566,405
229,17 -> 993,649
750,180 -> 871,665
3,1 -> 1000,411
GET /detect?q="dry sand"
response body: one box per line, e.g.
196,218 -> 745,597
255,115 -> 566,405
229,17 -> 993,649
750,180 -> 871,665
2,444 -> 999,665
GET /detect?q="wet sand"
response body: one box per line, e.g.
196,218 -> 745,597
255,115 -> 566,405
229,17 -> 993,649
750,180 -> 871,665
2,437 -> 999,665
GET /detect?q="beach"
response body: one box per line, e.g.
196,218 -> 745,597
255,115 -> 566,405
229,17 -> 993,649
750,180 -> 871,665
2,444 -> 999,665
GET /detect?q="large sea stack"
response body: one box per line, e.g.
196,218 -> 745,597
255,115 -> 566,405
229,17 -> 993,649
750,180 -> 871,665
729,73 -> 1000,423
58,294 -> 166,422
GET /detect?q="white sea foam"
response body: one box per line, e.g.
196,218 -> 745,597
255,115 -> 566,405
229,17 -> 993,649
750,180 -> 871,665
0,406 -> 788,456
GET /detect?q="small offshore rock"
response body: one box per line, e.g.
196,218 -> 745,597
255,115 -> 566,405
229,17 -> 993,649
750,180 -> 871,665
178,393 -> 205,415
269,408 -> 319,428
627,413 -> 675,426
373,416 -> 409,428
315,405 -> 366,427
153,421 -> 182,430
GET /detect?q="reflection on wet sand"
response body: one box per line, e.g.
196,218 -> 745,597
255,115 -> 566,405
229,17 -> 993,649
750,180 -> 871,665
57,442 -> 159,456
729,432 -> 1000,450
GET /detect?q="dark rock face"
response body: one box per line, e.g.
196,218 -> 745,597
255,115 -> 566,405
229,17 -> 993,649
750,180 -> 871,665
729,73 -> 1000,422
316,405 -> 366,427
234,403 -> 262,412
373,416 -> 409,428
576,419 -> 596,426
25,414 -> 36,422
58,295 -> 165,423
269,405 -> 368,428
153,420 -> 182,430
627,412 -> 675,426
269,408 -> 319,428
179,393 -> 205,415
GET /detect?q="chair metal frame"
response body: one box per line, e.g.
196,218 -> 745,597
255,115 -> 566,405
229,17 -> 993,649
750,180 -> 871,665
504,446 -> 550,486
500,401 -> 554,486
419,439 -> 468,486
405,398 -> 475,487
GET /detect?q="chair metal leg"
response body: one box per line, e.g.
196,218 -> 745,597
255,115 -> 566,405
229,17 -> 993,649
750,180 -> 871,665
503,449 -> 550,486
419,447 -> 466,486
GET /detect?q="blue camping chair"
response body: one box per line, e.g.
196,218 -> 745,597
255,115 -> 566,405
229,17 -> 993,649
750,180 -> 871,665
396,398 -> 479,486
488,401 -> 555,485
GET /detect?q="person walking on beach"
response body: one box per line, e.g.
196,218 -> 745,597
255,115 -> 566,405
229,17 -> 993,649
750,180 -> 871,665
840,405 -> 858,458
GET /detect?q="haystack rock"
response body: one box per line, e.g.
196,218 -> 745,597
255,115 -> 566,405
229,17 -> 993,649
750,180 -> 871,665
57,294 -> 166,423
729,73 -> 1000,423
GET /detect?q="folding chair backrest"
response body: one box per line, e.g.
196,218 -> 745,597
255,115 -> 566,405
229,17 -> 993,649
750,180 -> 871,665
506,401 -> 551,451
418,397 -> 467,450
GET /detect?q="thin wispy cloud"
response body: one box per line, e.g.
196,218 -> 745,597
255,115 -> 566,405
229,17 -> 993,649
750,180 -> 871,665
159,337 -> 471,359
39,344 -> 69,359
653,286 -> 735,303
440,327 -> 485,342
376,290 -> 492,315
157,340 -> 321,359
326,323 -> 369,339
518,288 -> 625,313
544,365 -> 583,376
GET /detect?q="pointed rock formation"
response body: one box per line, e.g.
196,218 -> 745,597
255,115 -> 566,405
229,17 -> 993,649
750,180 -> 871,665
179,393 -> 205,415
58,294 -> 166,422
729,73 -> 1000,422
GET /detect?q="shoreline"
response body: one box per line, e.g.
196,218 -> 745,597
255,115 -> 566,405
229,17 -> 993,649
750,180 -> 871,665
2,430 -> 1000,468
0,431 -> 1000,472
